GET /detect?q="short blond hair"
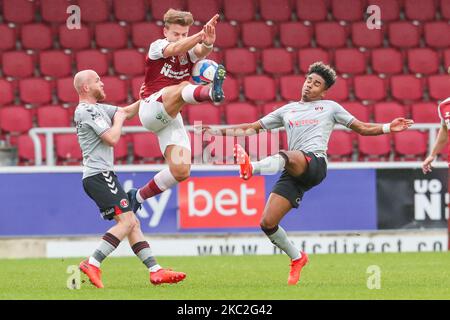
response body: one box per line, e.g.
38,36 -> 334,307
163,8 -> 194,27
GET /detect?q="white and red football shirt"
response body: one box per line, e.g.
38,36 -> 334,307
437,97 -> 450,160
140,38 -> 200,99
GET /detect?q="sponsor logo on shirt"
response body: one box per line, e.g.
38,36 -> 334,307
179,53 -> 188,65
288,119 -> 319,128
315,106 -> 324,111
160,63 -> 190,79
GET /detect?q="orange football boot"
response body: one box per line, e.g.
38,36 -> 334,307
150,268 -> 186,285
287,252 -> 309,285
234,144 -> 253,180
79,259 -> 104,288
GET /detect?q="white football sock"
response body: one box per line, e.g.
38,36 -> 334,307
149,264 -> 162,273
88,256 -> 101,268
266,226 -> 301,260
252,154 -> 286,175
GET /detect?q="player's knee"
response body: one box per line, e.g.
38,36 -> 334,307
119,212 -> 138,232
172,164 -> 191,182
260,219 -> 278,234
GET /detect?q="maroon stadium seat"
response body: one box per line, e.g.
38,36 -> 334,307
241,22 -> 275,48
373,102 -> 407,123
353,75 -> 386,102
371,48 -> 403,75
0,106 -> 33,135
324,77 -> 349,102
114,138 -> 129,164
247,131 -> 282,161
59,24 -> 92,50
2,51 -> 34,78
132,133 -> 164,163
243,76 -> 276,103
442,0 -> 450,20
331,0 -> 364,21
131,76 -> 145,100
223,0 -> 255,22
296,0 -> 328,22
444,50 -> 450,71
78,0 -> 110,23
262,48 -> 294,75
341,101 -> 371,122
388,22 -> 421,48
367,0 -> 401,22
21,24 -> 53,51
17,134 -> 46,165
131,22 -> 164,49
327,131 -> 354,162
298,48 -> 331,73
334,48 -> 367,75
55,134 -> 83,165
57,78 -> 78,104
187,0 -> 221,23
113,49 -> 145,76
3,0 -> 35,23
404,0 -> 436,21
411,102 -> 440,123
114,0 -> 146,22
41,0 -> 71,23
95,23 -> 128,50
0,24 -> 16,52
215,22 -> 239,49
260,0 -> 292,22
225,48 -> 257,75
0,80 -> 14,106
428,75 -> 450,101
424,22 -> 450,49
101,76 -> 128,103
390,75 -> 423,102
358,135 -> 391,161
279,22 -> 313,48
37,106 -> 71,127
123,115 -> 142,127
261,101 -> 287,115
280,75 -> 303,101
315,22 -> 347,49
222,74 -> 240,102
19,78 -> 52,105
205,50 -> 223,64
407,48 -> 439,75
351,21 -> 384,49
75,50 -> 110,77
150,0 -> 186,21
186,103 -> 221,125
225,103 -> 259,124
394,130 -> 428,161
39,51 -> 73,78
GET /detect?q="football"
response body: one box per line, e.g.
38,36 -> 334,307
191,59 -> 218,85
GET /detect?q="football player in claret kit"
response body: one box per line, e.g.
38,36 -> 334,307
127,9 -> 226,211
73,70 -> 186,288
204,62 -> 414,285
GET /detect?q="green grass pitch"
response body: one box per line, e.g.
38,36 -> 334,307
0,252 -> 449,300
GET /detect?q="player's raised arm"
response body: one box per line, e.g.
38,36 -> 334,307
422,124 -> 448,174
194,14 -> 219,59
162,31 -> 204,58
120,100 -> 141,120
349,117 -> 414,136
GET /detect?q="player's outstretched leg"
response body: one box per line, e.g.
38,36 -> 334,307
211,64 -> 226,103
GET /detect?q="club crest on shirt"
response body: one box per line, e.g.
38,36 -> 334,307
315,106 -> 323,111
179,53 -> 188,65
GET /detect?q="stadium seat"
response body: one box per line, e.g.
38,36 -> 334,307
351,21 -> 384,49
279,22 -> 313,48
101,77 -> 128,103
203,134 -> 238,164
187,0 -> 221,23
150,0 -> 186,21
315,22 -> 347,49
404,0 -> 436,21
123,114 -> 142,127
298,48 -> 331,73
444,50 -> 450,71
75,50 -> 110,77
241,22 -> 275,49
280,75 -> 303,101
19,78 -> 52,105
331,0 -> 364,21
225,103 -> 259,124
95,23 -> 128,50
407,48 -> 439,75
341,101 -> 371,122
358,135 -> 391,161
222,74 -> 240,102
186,103 -> 221,125
367,0 -> 401,21
424,22 -> 450,49
59,24 -> 92,50
114,138 -> 129,164
442,0 -> 450,20
0,80 -> 14,106
296,0 -> 328,22
261,101 -> 287,115
262,48 -> 294,75
353,75 -> 386,102
390,75 -> 423,102
224,48 -> 257,75
0,106 -> 33,136
428,75 -> 450,101
41,0 -> 71,23
247,131 -> 281,161
388,22 -> 421,48
371,48 -> 403,75
21,24 -> 53,50
132,133 -> 164,163
39,51 -> 73,78
37,106 -> 71,127
3,0 -> 35,23
113,49 -> 145,76
394,130 -> 428,161
131,76 -> 145,100
327,131 -> 354,162
2,51 -> 35,78
55,134 -> 83,165
215,22 -> 239,49
17,134 -> 46,165
131,22 -> 164,49
57,78 -> 78,104
113,0 -> 146,22
206,50 -> 223,64
373,102 -> 407,123
411,102 -> 440,123
243,76 -> 276,103
78,0 -> 110,23
334,48 -> 367,75
0,24 -> 16,52
260,0 -> 292,22
324,77 -> 349,102
223,0 -> 255,22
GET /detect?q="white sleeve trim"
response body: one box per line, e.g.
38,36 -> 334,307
148,39 -> 170,60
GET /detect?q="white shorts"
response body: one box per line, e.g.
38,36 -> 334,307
139,89 -> 191,155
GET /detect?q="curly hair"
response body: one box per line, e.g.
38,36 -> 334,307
307,62 -> 337,89
163,9 -> 194,27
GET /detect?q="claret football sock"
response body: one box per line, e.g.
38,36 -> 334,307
181,84 -> 211,104
138,168 -> 178,201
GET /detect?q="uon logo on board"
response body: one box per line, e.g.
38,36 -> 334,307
178,176 -> 265,229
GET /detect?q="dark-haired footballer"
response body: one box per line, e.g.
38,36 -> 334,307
203,62 -> 414,285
